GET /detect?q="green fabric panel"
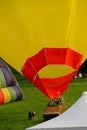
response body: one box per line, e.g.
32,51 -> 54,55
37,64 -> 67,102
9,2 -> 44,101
7,87 -> 17,102
0,69 -> 6,88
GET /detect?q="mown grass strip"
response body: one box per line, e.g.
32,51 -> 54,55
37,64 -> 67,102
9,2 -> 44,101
0,77 -> 87,130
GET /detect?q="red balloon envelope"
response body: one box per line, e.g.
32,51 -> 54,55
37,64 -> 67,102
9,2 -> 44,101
22,48 -> 83,99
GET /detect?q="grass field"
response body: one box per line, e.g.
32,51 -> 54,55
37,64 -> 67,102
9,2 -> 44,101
0,75 -> 87,130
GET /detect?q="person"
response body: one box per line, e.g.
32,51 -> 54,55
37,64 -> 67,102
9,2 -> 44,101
28,110 -> 36,120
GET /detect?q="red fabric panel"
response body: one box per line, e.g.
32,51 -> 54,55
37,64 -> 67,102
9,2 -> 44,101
43,79 -> 71,99
44,72 -> 75,99
21,47 -> 83,99
45,48 -> 67,64
66,48 -> 83,70
0,90 -> 4,104
29,48 -> 47,71
34,75 -> 51,98
21,59 -> 37,82
22,48 -> 47,82
34,71 -> 76,99
22,48 -> 83,82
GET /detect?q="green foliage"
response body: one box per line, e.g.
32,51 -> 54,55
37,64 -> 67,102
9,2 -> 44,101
0,75 -> 87,130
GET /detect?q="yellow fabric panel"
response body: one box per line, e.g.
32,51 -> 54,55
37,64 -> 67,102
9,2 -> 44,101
67,0 -> 87,59
2,88 -> 11,103
0,0 -> 87,73
38,65 -> 74,78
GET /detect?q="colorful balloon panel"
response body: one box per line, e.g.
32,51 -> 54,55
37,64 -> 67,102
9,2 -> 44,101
0,67 -> 17,88
0,69 -> 6,88
0,86 -> 23,105
0,90 -> 4,104
12,86 -> 23,101
1,67 -> 16,86
2,88 -> 11,104
7,87 -> 17,102
0,58 -> 23,104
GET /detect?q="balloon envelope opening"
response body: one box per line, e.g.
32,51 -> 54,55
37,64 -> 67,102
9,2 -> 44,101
37,64 -> 74,79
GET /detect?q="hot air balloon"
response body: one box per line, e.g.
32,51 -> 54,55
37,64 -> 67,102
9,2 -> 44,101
0,0 -> 87,99
0,58 -> 23,104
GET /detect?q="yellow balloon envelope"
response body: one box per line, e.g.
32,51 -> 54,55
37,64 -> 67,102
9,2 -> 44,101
0,0 -> 87,98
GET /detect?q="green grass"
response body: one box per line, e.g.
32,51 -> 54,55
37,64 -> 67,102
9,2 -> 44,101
63,78 -> 87,109
0,77 -> 87,130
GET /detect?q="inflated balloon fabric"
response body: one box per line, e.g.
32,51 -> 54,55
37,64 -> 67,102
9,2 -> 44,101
0,86 -> 23,104
12,86 -> 23,101
0,68 -> 16,88
1,0 -> 87,99
7,87 -> 17,102
0,63 -> 23,104
1,88 -> 11,104
1,67 -> 16,86
0,90 -> 4,104
0,69 -> 6,88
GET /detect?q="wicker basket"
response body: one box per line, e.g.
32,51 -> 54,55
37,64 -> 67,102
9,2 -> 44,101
43,105 -> 64,121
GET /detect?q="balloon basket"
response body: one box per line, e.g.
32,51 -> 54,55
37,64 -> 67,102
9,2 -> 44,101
43,98 -> 65,121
